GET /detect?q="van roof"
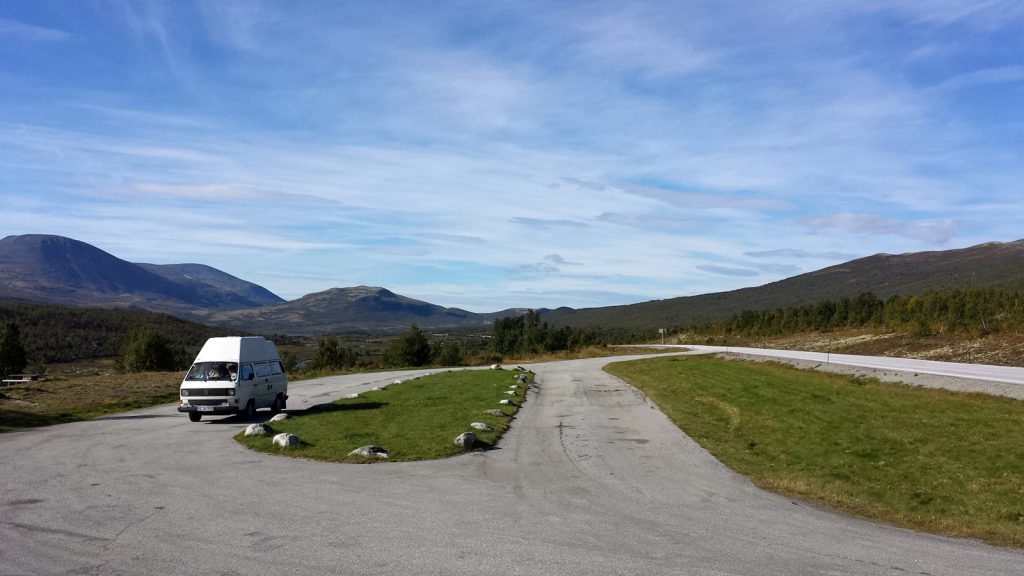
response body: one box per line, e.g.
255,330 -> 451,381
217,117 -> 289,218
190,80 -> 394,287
193,336 -> 280,363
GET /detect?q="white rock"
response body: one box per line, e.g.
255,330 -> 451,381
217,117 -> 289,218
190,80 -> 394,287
343,393 -> 360,399
272,433 -> 300,448
490,364 -> 502,370
499,399 -> 512,405
504,390 -> 516,395
269,413 -> 289,422
370,386 -> 384,391
393,379 -> 404,385
348,445 -> 389,459
483,409 -> 505,416
244,423 -> 272,437
455,432 -> 477,448
470,422 -> 493,432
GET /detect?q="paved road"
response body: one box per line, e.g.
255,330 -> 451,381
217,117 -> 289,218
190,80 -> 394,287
2,355 -> 1021,575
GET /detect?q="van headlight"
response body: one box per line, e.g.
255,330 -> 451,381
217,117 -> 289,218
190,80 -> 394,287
180,389 -> 189,397
227,388 -> 235,396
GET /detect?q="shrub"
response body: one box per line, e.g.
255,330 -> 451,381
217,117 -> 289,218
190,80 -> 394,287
116,328 -> 184,372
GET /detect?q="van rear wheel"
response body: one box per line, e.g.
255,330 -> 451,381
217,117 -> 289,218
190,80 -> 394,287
188,412 -> 202,422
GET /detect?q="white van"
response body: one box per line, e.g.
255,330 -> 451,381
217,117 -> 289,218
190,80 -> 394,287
178,336 -> 288,422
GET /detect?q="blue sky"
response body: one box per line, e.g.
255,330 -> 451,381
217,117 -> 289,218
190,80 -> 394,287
1,1 -> 1022,312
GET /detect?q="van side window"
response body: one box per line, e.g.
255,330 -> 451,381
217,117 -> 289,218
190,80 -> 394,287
240,364 -> 255,381
270,361 -> 284,375
254,362 -> 271,378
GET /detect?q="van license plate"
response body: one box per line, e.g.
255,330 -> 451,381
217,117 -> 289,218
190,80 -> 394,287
197,406 -> 214,412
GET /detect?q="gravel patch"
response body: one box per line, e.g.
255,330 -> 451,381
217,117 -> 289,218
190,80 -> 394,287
720,352 -> 1024,401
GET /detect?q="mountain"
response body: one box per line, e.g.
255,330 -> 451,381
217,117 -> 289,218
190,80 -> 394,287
136,263 -> 282,310
198,286 -> 518,335
0,234 -> 284,314
6,233 -> 1024,336
542,240 -> 1024,330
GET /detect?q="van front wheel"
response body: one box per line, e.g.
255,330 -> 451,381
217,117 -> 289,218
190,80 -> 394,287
188,412 -> 202,422
242,400 -> 256,421
271,396 -> 283,415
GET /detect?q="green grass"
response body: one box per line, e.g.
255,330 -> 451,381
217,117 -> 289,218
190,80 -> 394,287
604,355 -> 1024,548
236,369 -> 532,461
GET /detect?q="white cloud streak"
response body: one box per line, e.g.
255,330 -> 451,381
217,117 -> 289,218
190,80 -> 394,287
0,1 -> 1021,309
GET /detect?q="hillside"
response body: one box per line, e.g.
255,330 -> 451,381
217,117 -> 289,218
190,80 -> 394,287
543,240 -> 1024,330
199,286 -> 520,335
0,234 -> 283,314
0,301 -> 241,365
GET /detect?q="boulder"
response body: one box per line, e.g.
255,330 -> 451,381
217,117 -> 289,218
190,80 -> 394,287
244,423 -> 272,437
454,432 -> 477,449
268,413 -> 289,422
343,393 -> 360,399
470,422 -> 493,432
483,409 -> 505,416
348,445 -> 389,459
272,433 -> 300,448
490,364 -> 502,370
499,399 -> 513,405
504,390 -> 517,395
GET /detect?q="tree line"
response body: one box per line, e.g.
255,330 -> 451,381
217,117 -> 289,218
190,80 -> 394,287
306,324 -> 468,371
489,310 -> 654,358
0,301 -> 237,367
702,288 -> 1024,338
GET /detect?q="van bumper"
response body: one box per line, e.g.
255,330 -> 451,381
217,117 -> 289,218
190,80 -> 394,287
178,404 -> 239,415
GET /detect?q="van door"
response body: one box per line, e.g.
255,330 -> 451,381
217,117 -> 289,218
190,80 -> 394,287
239,363 -> 257,408
268,359 -> 287,405
253,361 -> 273,407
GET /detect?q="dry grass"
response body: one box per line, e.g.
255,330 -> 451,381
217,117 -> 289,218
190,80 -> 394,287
0,366 -> 184,431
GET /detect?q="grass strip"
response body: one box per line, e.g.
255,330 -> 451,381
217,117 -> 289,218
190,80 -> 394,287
604,355 -> 1024,548
236,369 -> 531,462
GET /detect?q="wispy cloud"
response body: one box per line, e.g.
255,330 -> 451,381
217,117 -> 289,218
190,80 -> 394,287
509,217 -> 589,229
571,7 -> 714,78
697,264 -> 759,277
1,2 -> 1021,310
0,18 -> 72,42
800,213 -> 960,244
745,248 -> 861,260
417,233 -> 486,245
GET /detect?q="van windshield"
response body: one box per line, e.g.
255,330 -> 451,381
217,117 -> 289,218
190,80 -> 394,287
186,362 -> 238,382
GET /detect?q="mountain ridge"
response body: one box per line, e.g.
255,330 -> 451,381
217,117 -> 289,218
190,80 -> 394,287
196,286 -> 524,335
4,234 -> 1024,335
0,234 -> 284,313
541,239 -> 1024,330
